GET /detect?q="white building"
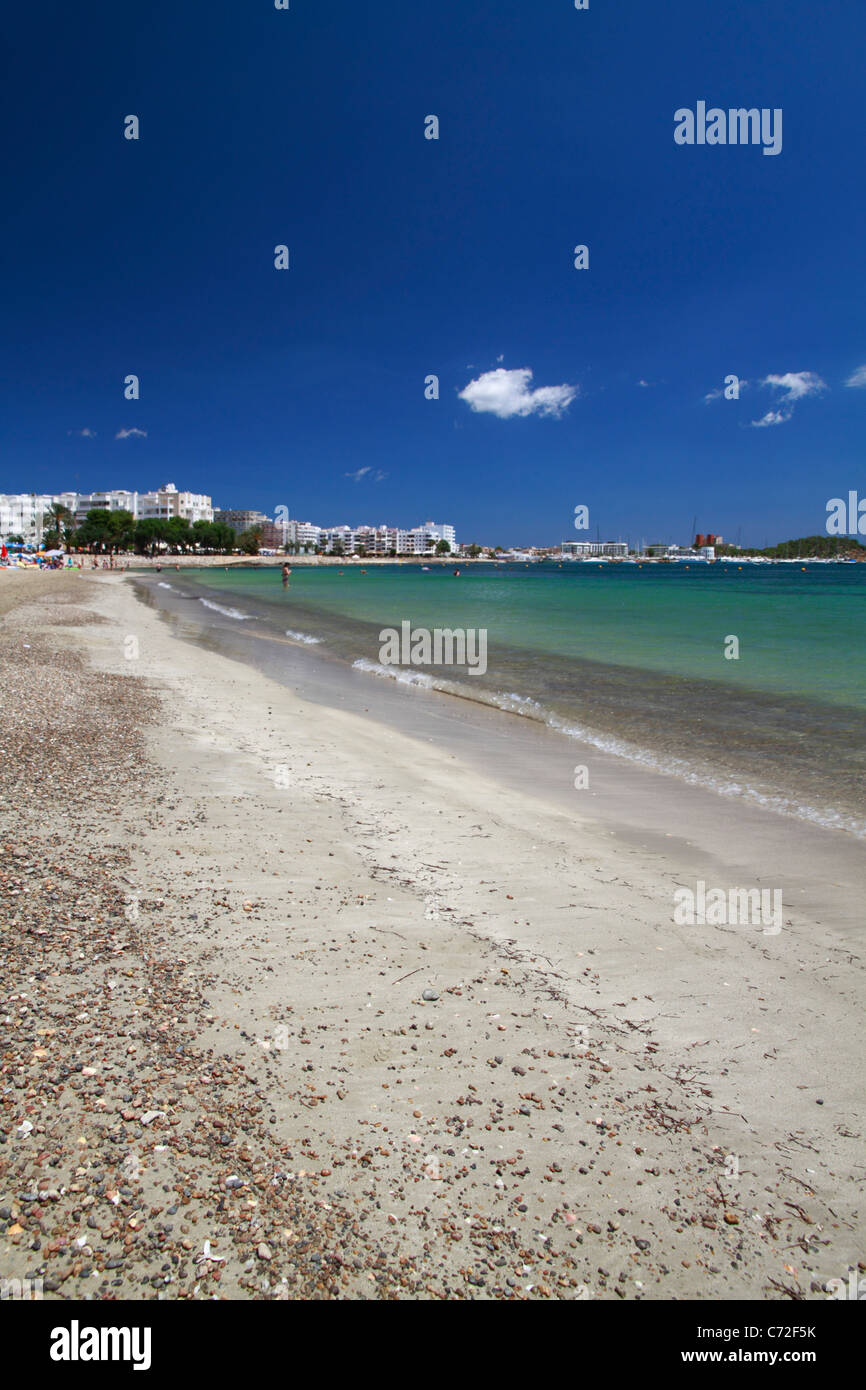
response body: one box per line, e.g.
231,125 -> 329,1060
412,521 -> 456,553
314,520 -> 458,556
560,540 -> 629,559
0,483 -> 213,544
70,490 -> 139,523
287,520 -> 322,550
0,494 -> 57,547
138,483 -> 213,524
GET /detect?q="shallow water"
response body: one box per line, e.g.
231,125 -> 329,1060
135,562 -> 866,837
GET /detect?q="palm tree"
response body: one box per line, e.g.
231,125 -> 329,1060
42,502 -> 73,550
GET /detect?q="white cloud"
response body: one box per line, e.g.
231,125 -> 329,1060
345,467 -> 386,483
68,427 -> 96,437
458,367 -> 578,419
762,371 -> 826,401
845,364 -> 866,388
115,427 -> 147,439
750,370 -> 826,426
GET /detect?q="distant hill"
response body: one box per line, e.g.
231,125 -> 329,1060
717,535 -> 865,559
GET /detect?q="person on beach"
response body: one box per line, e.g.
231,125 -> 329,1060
281,563 -> 291,587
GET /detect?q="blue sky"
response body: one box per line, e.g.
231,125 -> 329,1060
2,0 -> 863,547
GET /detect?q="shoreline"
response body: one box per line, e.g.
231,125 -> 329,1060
1,569 -> 863,1300
139,567 -> 866,841
0,555 -> 479,570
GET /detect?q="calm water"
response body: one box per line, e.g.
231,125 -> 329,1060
145,562 -> 866,837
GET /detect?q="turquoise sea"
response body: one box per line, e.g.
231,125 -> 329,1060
144,561 -> 866,837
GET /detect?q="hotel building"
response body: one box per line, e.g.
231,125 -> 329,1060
0,483 -> 213,544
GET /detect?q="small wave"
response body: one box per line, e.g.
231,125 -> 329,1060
543,712 -> 866,836
285,629 -> 323,645
353,658 -> 436,689
350,659 -> 866,838
157,582 -> 174,590
199,598 -> 252,620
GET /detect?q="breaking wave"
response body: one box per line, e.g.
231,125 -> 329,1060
199,598 -> 253,620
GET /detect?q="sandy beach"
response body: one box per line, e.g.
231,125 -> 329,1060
1,569 -> 863,1301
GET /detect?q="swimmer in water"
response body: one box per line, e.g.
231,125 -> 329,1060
281,562 -> 291,587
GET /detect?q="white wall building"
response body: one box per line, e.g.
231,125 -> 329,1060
70,491 -> 139,523
0,494 -> 56,547
412,521 -> 456,552
315,520 -> 458,556
0,483 -> 213,543
138,483 -> 213,524
287,520 -> 322,550
560,541 -> 628,558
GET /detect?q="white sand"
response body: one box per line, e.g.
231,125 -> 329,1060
42,572 -> 866,1297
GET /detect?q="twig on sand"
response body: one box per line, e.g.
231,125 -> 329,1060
766,1276 -> 804,1300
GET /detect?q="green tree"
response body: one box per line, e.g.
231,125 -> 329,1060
75,509 -> 135,552
435,538 -> 451,555
191,520 -> 235,553
237,526 -> 262,555
165,516 -> 192,552
42,502 -> 73,550
111,510 -> 136,551
215,522 -> 236,553
134,517 -> 170,556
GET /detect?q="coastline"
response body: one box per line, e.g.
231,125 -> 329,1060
1,569 -> 863,1300
141,564 -> 866,841
77,555 -> 475,569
